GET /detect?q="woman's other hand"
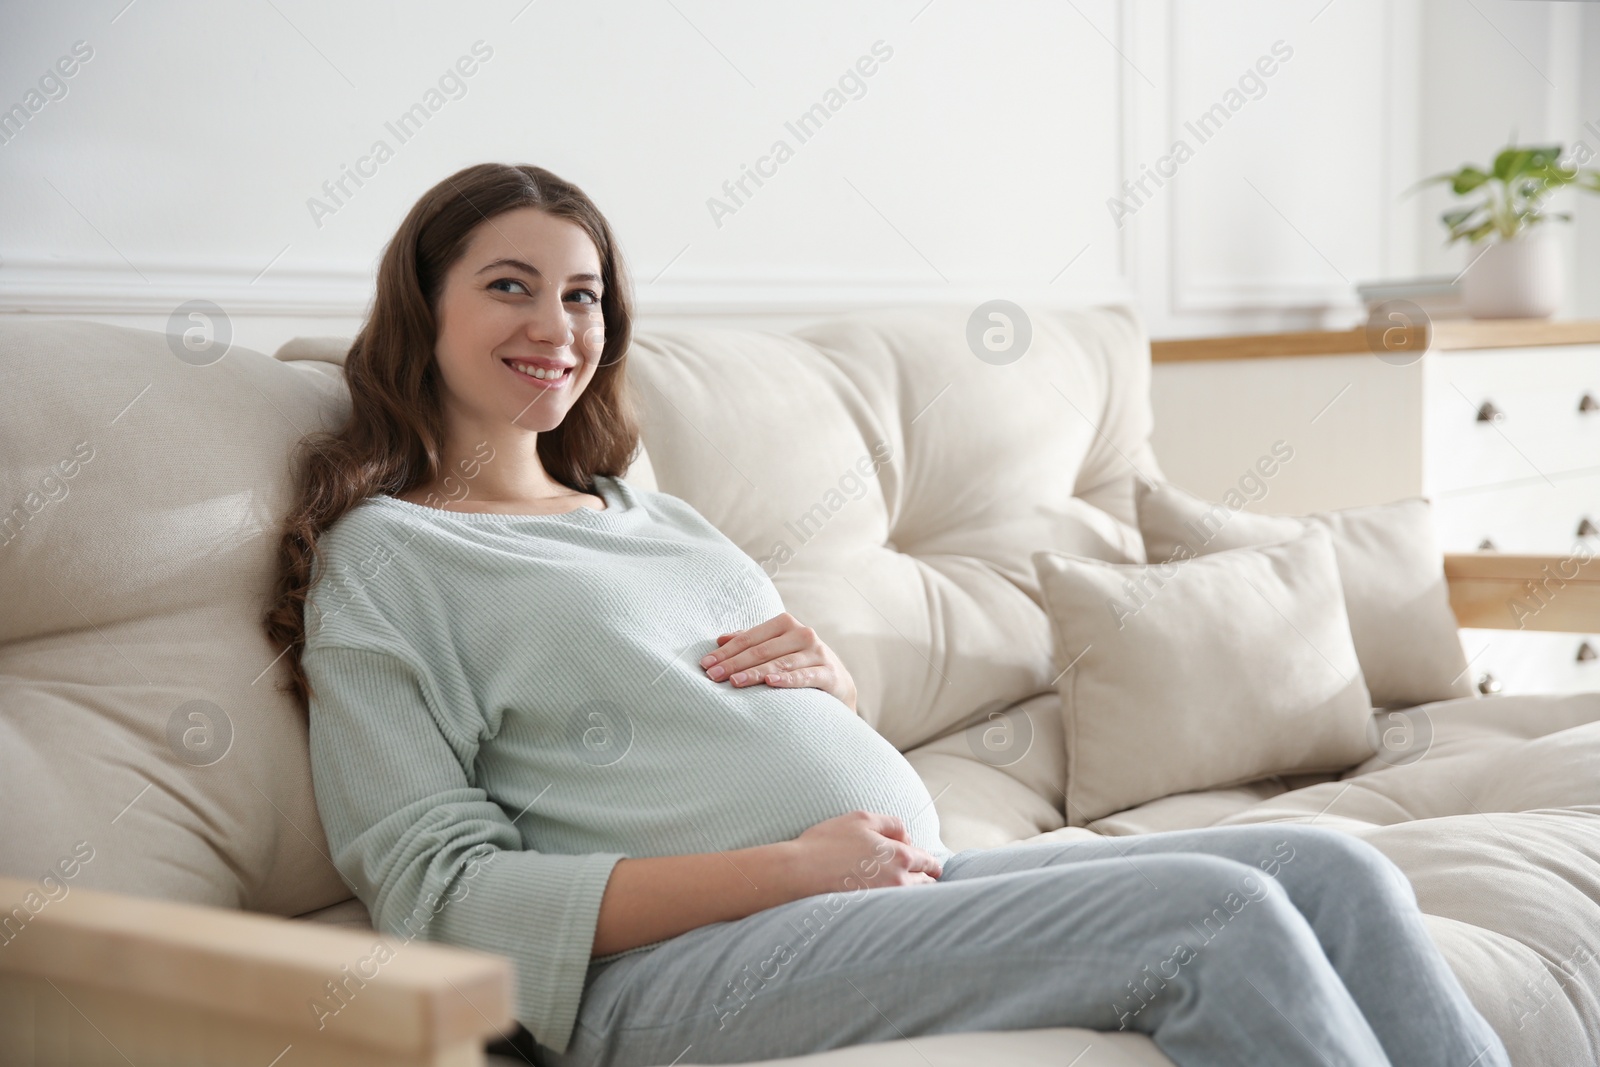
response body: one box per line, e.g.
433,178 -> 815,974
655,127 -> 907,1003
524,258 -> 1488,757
700,611 -> 858,712
781,810 -> 944,899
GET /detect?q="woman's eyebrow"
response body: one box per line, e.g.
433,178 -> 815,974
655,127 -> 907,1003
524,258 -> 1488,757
474,257 -> 602,285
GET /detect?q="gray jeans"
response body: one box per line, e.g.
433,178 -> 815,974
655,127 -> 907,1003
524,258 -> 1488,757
538,824 -> 1510,1067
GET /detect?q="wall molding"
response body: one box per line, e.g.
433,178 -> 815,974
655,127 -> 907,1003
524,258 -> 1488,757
1145,0 -> 1410,320
0,258 -> 374,317
0,257 -> 1136,318
1174,279 -> 1363,313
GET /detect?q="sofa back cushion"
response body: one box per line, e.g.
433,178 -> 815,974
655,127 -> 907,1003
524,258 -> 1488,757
624,304 -> 1159,748
0,320 -> 354,915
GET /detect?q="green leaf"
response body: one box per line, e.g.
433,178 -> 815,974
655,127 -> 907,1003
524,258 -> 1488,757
1452,167 -> 1491,194
1441,207 -> 1479,227
1525,163 -> 1573,181
1524,144 -> 1564,170
1493,147 -> 1531,182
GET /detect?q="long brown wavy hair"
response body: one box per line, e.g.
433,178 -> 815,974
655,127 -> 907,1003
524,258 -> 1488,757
264,162 -> 640,708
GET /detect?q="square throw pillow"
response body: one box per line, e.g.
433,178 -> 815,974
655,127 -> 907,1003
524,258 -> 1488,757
1033,524 -> 1376,827
1135,479 -> 1473,709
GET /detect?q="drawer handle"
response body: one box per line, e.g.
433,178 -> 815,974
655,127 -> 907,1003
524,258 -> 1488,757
1476,400 -> 1503,423
1580,642 -> 1597,663
1579,517 -> 1598,538
1478,537 -> 1497,551
1581,392 -> 1599,413
1477,672 -> 1502,695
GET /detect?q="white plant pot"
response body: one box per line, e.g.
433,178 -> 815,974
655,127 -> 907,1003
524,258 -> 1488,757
1460,228 -> 1564,319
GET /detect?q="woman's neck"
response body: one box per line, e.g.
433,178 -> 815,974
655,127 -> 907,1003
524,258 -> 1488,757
416,423 -> 581,509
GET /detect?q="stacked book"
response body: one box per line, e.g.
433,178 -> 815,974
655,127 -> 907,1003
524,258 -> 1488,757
1354,276 -> 1468,320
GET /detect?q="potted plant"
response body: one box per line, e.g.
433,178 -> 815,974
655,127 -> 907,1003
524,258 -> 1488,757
1418,142 -> 1600,319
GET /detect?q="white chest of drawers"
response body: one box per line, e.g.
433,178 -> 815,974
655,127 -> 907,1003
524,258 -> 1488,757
1422,346 -> 1598,544
1150,320 -> 1600,697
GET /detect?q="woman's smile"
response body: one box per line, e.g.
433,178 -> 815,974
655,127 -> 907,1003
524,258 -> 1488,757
503,356 -> 575,388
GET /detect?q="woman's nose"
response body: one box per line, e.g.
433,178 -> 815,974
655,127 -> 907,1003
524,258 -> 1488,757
524,295 -> 574,348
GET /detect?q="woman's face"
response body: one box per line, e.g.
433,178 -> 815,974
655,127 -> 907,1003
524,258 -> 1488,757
431,206 -> 607,434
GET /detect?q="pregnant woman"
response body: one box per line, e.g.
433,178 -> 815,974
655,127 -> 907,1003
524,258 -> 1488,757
264,162 -> 1510,1067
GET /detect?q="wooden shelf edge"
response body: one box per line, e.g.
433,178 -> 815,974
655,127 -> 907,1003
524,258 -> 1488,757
1151,327 -> 1374,363
1443,552 -> 1600,633
1150,319 -> 1600,363
1430,319 -> 1600,351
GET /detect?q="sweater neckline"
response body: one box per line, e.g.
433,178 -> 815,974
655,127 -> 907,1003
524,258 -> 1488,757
372,474 -> 634,523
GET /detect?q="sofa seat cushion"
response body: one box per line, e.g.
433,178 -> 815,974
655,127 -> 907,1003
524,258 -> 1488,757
1047,691 -> 1600,1066
1087,691 -> 1600,833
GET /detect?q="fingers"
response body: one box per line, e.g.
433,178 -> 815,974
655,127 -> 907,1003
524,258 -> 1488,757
705,630 -> 815,684
722,631 -> 811,674
717,652 -> 814,686
736,650 -> 814,686
891,842 -> 942,880
869,812 -> 910,843
762,664 -> 824,688
705,613 -> 791,664
862,814 -> 942,879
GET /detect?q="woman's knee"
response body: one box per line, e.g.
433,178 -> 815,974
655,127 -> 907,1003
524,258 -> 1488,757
1116,853 -> 1318,976
1138,852 -> 1295,925
1269,825 -> 1415,902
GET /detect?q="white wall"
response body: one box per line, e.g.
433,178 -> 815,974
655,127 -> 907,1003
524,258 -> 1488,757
1,0 -> 1593,357
1570,2 -> 1600,320
1418,0 -> 1599,317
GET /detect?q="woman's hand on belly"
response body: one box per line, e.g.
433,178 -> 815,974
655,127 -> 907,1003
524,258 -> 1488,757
700,611 -> 858,712
779,809 -> 945,898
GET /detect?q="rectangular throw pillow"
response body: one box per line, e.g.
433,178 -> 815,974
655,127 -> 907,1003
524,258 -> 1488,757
1135,479 -> 1473,709
1033,524 -> 1376,827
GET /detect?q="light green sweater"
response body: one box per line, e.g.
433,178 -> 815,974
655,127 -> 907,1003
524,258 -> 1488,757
302,473 -> 950,1053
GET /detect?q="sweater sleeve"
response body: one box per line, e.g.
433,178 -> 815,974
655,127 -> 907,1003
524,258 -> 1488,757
303,642 -> 626,1054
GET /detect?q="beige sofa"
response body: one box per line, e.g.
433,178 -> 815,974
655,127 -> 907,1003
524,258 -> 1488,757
2,308 -> 1597,1067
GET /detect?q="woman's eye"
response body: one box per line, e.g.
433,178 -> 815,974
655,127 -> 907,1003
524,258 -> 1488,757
487,278 -> 530,296
567,288 -> 601,305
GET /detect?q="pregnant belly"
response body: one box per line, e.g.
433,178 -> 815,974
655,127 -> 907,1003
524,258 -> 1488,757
510,676 -> 952,862
717,684 -> 950,857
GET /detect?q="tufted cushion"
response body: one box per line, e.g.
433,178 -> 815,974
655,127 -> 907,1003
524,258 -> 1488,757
625,305 -> 1158,748
0,320 -> 353,915
1076,691 -> 1600,1066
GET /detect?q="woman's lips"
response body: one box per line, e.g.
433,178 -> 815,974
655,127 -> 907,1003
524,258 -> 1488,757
503,358 -> 572,388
